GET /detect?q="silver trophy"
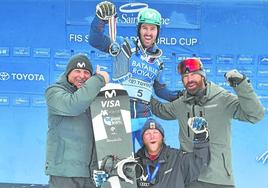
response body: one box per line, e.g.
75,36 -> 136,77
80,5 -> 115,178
108,15 -> 120,56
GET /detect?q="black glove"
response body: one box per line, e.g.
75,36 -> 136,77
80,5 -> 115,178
96,1 -> 116,21
224,69 -> 246,87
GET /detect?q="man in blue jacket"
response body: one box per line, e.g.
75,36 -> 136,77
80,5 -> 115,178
89,1 -> 179,149
45,54 -> 109,188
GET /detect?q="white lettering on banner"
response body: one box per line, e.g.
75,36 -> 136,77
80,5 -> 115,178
157,37 -> 198,46
84,35 -> 89,43
162,18 -> 170,25
69,33 -> 89,43
68,33 -> 199,47
69,33 -> 83,42
158,37 -> 177,45
179,38 -> 198,46
121,14 -> 138,24
119,14 -> 170,26
11,73 -> 45,81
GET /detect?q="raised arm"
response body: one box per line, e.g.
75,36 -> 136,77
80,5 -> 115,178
89,1 -> 116,52
224,69 -> 265,123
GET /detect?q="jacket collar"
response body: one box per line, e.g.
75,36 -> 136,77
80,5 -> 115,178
181,81 -> 224,105
137,144 -> 168,164
56,73 -> 77,93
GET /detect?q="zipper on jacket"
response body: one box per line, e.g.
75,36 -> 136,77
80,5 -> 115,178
192,105 -> 196,116
190,105 -> 196,138
187,112 -> 190,137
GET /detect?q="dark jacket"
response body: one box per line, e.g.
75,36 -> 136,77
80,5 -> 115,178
135,142 -> 210,188
45,71 -> 105,177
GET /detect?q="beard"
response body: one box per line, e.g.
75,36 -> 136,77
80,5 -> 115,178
185,79 -> 205,95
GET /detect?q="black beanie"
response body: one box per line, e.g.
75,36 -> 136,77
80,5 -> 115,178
66,54 -> 93,76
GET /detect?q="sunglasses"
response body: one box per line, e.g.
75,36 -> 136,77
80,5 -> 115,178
177,58 -> 203,74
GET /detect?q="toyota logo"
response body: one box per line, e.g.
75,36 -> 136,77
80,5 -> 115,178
0,72 -> 10,81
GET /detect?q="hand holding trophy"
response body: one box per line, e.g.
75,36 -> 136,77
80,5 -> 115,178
96,1 -> 120,56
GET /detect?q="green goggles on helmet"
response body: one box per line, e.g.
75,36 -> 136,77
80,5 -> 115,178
137,8 -> 162,26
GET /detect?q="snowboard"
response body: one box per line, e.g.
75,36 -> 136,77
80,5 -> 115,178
91,83 -> 138,188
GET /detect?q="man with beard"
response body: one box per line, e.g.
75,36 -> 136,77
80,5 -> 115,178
89,1 -> 179,150
150,58 -> 264,188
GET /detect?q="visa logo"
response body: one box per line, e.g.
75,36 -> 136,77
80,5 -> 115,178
101,100 -> 120,108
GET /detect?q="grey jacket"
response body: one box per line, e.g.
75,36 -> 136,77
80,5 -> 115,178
45,71 -> 105,177
151,79 -> 264,185
135,142 -> 210,188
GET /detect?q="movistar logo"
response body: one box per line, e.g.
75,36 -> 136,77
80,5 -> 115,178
145,11 -> 157,19
76,61 -> 86,68
105,90 -> 117,98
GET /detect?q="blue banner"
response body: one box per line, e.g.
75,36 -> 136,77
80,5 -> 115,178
0,0 -> 267,187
